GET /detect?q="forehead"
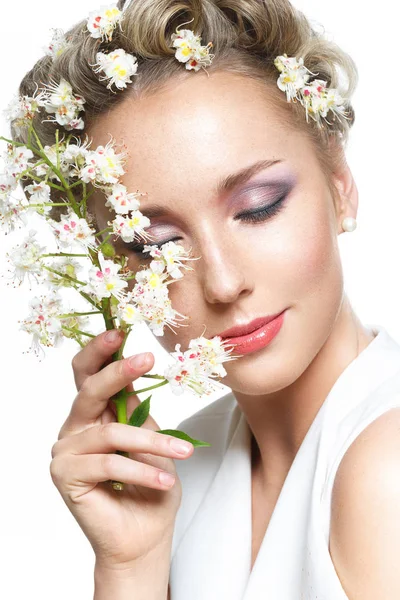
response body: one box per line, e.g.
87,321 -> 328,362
88,71 -> 317,201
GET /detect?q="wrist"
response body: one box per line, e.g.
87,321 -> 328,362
94,542 -> 172,600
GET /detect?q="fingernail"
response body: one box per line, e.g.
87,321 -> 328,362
105,330 -> 120,343
128,353 -> 150,369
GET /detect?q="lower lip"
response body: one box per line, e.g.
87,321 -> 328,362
221,311 -> 286,355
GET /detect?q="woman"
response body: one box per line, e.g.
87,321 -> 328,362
14,0 -> 400,598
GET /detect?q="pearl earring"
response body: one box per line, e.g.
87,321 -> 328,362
342,217 -> 357,232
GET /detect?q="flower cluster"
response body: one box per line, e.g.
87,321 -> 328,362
164,336 -> 236,396
171,25 -> 215,72
87,3 -> 123,42
1,6 -> 241,464
1,80 -> 238,402
274,54 -> 349,127
40,78 -> 86,131
92,49 -> 139,91
43,28 -> 70,60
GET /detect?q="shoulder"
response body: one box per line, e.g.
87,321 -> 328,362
329,405 -> 400,599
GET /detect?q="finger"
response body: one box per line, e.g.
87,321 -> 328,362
72,329 -> 125,391
101,405 -> 116,425
52,421 -> 194,459
59,352 -> 155,438
51,453 -> 177,492
108,374 -> 159,432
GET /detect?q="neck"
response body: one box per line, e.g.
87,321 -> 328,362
234,296 -> 376,489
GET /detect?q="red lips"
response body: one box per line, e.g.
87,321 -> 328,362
217,312 -> 284,340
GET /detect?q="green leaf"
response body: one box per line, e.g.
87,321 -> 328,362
156,428 -> 211,448
128,395 -> 152,427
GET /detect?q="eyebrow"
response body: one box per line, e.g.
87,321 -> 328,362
138,158 -> 283,219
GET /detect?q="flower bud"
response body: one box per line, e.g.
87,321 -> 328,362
102,242 -> 116,257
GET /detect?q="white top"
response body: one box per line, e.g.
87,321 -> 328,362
169,323 -> 400,599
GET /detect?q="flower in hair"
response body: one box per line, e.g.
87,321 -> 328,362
92,48 -> 138,91
43,28 -> 69,59
40,78 -> 86,130
301,80 -> 346,123
87,3 -> 123,42
171,26 -> 214,72
274,54 -> 349,127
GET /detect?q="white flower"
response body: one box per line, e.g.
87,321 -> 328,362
6,230 -> 46,286
274,54 -> 350,128
43,256 -> 84,290
3,90 -> 48,129
274,54 -> 313,103
20,293 -> 65,358
30,141 -> 71,182
49,208 -> 97,250
109,211 -> 151,243
40,78 -> 86,130
60,314 -> 91,347
0,170 -> 18,202
142,241 -> 196,279
163,335 -> 236,396
104,183 -> 143,214
116,263 -> 186,335
85,251 -> 128,302
0,188 -> 29,232
301,80 -> 347,125
171,27 -> 214,72
116,299 -> 145,328
188,335 -> 237,378
24,181 -> 53,215
43,28 -> 70,59
79,139 -> 126,185
92,48 -> 138,91
4,144 -> 34,177
87,3 -> 123,42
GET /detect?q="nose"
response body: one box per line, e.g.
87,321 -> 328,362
199,235 -> 253,304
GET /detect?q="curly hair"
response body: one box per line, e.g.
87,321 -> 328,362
11,0 -> 359,221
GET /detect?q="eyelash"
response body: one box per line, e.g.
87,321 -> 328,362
127,194 -> 287,258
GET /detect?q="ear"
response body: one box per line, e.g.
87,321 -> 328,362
330,161 -> 359,235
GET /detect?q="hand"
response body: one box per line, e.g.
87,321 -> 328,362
49,329 -> 194,570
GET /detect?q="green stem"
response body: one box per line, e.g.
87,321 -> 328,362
55,129 -> 60,172
127,379 -> 169,396
59,311 -> 103,318
78,290 -> 102,310
98,233 -> 113,249
82,182 -> 87,219
99,302 -> 131,491
95,227 -> 113,238
19,169 -> 66,192
28,203 -> 71,207
61,326 -> 96,338
42,265 -> 87,286
140,373 -> 166,379
30,127 -> 81,216
40,252 -> 88,258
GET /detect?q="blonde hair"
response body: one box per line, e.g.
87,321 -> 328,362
13,0 -> 358,220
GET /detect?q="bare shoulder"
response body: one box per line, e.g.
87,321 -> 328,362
329,407 -> 400,599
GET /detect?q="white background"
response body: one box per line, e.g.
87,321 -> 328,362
0,1 -> 398,598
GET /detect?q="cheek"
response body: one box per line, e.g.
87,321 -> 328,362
249,199 -> 341,300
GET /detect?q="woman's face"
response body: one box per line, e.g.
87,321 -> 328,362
89,71 -> 349,395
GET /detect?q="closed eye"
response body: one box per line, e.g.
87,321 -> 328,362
234,194 -> 287,223
126,194 -> 287,258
